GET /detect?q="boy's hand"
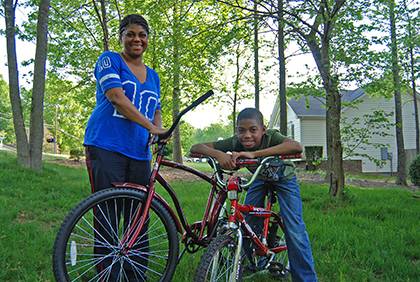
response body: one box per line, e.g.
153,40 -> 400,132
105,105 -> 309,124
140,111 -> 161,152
216,152 -> 236,170
231,151 -> 255,162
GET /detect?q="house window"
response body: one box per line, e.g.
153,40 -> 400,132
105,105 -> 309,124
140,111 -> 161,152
288,122 -> 295,139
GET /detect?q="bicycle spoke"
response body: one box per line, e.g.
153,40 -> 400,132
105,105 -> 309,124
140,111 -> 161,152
125,255 -> 165,278
55,190 -> 178,282
122,256 -> 147,281
70,251 -> 115,281
129,252 -> 168,267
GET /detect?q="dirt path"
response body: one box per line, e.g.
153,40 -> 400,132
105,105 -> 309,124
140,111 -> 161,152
50,158 -> 418,191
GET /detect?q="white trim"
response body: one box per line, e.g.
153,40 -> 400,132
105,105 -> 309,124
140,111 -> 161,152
99,73 -> 120,85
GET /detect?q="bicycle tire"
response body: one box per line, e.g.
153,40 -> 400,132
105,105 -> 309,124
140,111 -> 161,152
53,188 -> 179,282
194,234 -> 243,282
266,217 -> 290,279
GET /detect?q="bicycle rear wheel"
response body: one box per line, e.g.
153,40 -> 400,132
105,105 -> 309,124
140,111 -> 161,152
53,188 -> 179,282
267,218 -> 290,278
194,233 -> 243,282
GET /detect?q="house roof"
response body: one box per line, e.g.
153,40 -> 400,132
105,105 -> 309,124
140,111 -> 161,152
288,88 -> 365,117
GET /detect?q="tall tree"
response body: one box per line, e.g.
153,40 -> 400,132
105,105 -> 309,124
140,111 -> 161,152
5,0 -> 30,167
142,0 -> 241,162
284,0 -> 347,197
221,0 -> 348,197
402,0 -> 419,154
29,0 -> 51,170
171,3 -> 183,163
92,0 -> 110,51
5,0 -> 51,170
389,0 -> 407,185
253,0 -> 260,109
277,0 -> 287,135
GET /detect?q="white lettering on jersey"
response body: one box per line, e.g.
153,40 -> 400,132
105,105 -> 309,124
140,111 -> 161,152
139,90 -> 159,120
112,81 -> 159,121
102,56 -> 112,69
113,80 -> 136,119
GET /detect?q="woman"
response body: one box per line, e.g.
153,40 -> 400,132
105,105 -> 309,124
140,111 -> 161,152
83,14 -> 165,280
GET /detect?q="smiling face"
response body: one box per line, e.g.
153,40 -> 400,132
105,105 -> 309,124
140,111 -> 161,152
236,118 -> 266,150
121,24 -> 148,59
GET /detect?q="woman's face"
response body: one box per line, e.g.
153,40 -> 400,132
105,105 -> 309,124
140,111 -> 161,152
121,24 -> 148,59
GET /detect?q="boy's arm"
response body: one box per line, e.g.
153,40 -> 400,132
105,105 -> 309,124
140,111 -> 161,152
232,138 -> 303,160
190,143 -> 236,169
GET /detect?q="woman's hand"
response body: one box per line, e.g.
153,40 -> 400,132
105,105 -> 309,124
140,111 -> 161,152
149,125 -> 167,135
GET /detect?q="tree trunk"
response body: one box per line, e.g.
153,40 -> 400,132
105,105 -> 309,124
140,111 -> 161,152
404,0 -> 419,153
232,42 -> 240,134
389,0 -> 407,185
92,0 -> 109,51
253,0 -> 260,109
307,33 -> 345,197
410,47 -> 420,154
326,80 -> 344,196
277,0 -> 287,135
4,0 -> 30,167
29,0 -> 51,171
172,6 -> 183,163
100,0 -> 109,51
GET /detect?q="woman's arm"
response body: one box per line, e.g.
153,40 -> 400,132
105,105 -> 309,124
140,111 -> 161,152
106,88 -> 165,135
153,109 -> 162,128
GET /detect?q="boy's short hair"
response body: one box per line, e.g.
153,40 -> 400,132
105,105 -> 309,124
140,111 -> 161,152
237,108 -> 264,126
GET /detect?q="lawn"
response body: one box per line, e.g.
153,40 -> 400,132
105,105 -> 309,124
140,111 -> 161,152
0,150 -> 418,281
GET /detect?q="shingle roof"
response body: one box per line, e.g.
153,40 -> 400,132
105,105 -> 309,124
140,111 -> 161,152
288,88 -> 365,117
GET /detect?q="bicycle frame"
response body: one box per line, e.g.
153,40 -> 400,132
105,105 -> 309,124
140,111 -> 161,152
226,176 -> 288,256
113,142 -> 227,252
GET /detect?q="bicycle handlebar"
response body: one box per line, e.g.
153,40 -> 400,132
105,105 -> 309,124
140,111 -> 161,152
157,90 -> 214,141
190,153 -> 302,188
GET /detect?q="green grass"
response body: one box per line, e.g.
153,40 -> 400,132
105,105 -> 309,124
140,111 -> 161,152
0,151 -> 419,281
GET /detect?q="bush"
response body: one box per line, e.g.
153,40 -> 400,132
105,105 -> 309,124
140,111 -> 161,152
409,154 -> 420,186
305,146 -> 323,171
69,149 -> 84,161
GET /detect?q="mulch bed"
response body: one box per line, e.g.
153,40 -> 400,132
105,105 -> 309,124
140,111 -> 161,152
50,158 -> 418,191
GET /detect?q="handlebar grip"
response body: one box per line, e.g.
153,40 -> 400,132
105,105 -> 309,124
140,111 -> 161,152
189,152 -> 208,158
280,153 -> 302,159
235,159 -> 259,166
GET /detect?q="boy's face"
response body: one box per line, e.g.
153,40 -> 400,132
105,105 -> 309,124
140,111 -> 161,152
236,118 -> 266,150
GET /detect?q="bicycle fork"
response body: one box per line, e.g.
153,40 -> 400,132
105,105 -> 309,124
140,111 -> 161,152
230,228 -> 243,282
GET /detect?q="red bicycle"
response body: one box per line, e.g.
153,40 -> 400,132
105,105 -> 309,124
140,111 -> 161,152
194,155 -> 301,282
53,91 -> 233,281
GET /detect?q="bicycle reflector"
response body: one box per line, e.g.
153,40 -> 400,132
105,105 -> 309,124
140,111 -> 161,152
227,177 -> 239,200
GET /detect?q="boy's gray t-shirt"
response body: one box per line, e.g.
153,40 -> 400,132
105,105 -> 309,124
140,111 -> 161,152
212,129 -> 296,179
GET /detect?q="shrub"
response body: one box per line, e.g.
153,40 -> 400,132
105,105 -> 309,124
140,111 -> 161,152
69,149 -> 84,161
409,154 -> 420,186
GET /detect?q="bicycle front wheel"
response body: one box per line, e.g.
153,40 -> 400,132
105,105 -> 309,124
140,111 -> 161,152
194,234 -> 243,282
53,188 -> 179,282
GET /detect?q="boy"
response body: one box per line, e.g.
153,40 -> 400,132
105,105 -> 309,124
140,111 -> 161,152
190,108 -> 317,282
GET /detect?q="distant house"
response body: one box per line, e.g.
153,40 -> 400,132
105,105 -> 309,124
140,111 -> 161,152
269,88 -> 420,173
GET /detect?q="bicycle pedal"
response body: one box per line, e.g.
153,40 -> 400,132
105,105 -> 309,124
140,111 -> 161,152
268,262 -> 289,278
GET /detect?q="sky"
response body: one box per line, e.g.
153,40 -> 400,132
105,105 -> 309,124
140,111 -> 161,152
0,10 -> 317,129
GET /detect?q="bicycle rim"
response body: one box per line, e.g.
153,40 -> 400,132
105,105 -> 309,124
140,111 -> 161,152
53,188 -> 178,282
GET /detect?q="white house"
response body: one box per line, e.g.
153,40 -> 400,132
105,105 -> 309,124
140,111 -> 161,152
269,88 -> 420,173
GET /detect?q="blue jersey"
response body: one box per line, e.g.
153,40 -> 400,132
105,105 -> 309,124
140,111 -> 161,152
84,51 -> 161,160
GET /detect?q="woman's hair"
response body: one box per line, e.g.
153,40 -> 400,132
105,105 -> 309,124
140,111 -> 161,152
119,14 -> 150,40
237,108 -> 264,126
